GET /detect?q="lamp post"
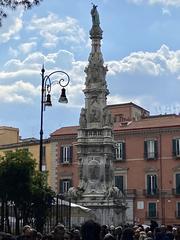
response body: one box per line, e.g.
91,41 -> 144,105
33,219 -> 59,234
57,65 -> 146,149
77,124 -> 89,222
39,65 -> 70,172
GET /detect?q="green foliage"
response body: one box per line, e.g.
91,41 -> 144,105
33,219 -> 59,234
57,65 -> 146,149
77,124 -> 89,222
0,149 -> 36,203
31,171 -> 55,232
0,149 -> 55,232
0,0 -> 43,26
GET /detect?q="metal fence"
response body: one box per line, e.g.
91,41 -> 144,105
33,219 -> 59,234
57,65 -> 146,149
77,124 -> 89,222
0,195 -> 71,235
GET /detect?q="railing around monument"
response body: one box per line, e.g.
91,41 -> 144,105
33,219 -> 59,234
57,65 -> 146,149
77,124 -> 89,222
0,195 -> 71,235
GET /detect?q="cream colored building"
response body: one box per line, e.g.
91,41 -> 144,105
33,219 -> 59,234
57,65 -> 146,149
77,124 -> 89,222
0,126 -> 19,145
0,126 -> 52,187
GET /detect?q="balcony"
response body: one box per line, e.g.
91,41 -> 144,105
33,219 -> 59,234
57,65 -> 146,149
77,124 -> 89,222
146,211 -> 159,219
172,188 -> 180,196
123,189 -> 137,197
175,211 -> 180,219
143,189 -> 159,197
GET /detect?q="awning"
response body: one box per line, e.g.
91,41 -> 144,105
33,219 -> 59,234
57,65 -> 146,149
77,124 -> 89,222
56,198 -> 94,217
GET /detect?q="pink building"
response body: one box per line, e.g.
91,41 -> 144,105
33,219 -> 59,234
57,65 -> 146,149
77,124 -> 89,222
51,102 -> 180,225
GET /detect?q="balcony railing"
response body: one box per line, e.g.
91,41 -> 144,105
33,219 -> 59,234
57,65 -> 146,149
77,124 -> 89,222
146,211 -> 159,219
175,210 -> 180,219
172,188 -> 180,196
143,189 -> 159,197
123,189 -> 137,197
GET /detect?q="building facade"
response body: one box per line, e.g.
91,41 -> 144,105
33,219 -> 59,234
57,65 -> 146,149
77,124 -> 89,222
51,102 -> 180,225
0,127 -> 52,186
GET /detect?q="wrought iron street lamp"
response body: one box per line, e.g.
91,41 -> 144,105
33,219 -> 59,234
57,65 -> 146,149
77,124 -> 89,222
39,65 -> 70,171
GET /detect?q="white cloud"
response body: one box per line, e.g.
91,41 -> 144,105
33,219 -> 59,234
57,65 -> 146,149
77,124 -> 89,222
0,10 -> 23,43
8,47 -> 19,58
1,45 -> 180,111
162,8 -> 171,15
107,95 -> 132,105
0,81 -> 39,103
0,50 -> 86,105
19,42 -> 37,54
0,69 -> 39,80
27,13 -> 87,49
107,45 -> 180,76
128,0 -> 180,7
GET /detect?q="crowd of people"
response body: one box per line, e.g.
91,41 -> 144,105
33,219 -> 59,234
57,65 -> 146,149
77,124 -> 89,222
1,220 -> 180,240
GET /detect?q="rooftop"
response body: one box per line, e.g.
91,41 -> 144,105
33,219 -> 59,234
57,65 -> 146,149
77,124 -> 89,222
50,114 -> 180,136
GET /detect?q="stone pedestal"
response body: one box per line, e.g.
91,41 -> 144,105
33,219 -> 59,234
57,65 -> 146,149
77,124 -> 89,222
78,197 -> 126,225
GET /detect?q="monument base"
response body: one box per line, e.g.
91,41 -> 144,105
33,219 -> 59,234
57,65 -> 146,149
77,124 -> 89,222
75,195 -> 126,226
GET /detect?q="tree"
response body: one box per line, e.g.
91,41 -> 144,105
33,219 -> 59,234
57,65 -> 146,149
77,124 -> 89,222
0,0 -> 43,26
31,171 -> 55,233
0,149 -> 55,234
0,149 -> 36,233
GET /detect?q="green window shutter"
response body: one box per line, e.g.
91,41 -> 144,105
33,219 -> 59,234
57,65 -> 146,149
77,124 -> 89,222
115,176 -> 124,192
147,175 -> 151,194
154,140 -> 158,159
153,175 -> 158,194
60,147 -> 63,163
172,139 -> 177,157
144,141 -> 148,159
149,203 -> 156,218
176,174 -> 180,194
122,142 -> 126,160
69,146 -> 73,163
59,180 -> 63,193
69,179 -> 72,188
177,202 -> 180,217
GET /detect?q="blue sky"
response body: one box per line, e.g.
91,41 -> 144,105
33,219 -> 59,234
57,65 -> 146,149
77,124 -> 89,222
0,0 -> 180,139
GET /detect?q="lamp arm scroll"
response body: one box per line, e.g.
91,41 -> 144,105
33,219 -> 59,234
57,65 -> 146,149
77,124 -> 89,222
44,70 -> 70,89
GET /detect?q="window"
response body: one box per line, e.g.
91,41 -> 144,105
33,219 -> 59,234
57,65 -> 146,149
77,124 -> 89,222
173,139 -> 180,158
148,202 -> 157,218
144,140 -> 158,160
60,146 -> 73,163
59,179 -> 72,193
115,175 -> 124,192
176,202 -> 180,218
116,142 -> 126,160
147,174 -> 158,195
175,173 -> 180,194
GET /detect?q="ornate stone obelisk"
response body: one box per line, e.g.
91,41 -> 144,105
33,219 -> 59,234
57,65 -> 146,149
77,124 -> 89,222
69,5 -> 126,225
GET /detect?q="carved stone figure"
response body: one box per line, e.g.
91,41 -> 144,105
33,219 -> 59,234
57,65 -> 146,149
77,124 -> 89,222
107,187 -> 123,199
89,162 -> 100,180
90,108 -> 100,122
68,186 -> 84,199
79,108 -> 87,128
103,108 -> 113,126
91,4 -> 100,26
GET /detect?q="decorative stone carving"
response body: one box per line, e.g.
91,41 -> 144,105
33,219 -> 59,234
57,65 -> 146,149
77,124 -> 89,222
68,186 -> 85,199
89,108 -> 100,122
91,4 -> 100,26
103,107 -> 113,127
106,187 -> 123,199
90,95 -> 99,105
88,160 -> 100,181
79,108 -> 87,128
